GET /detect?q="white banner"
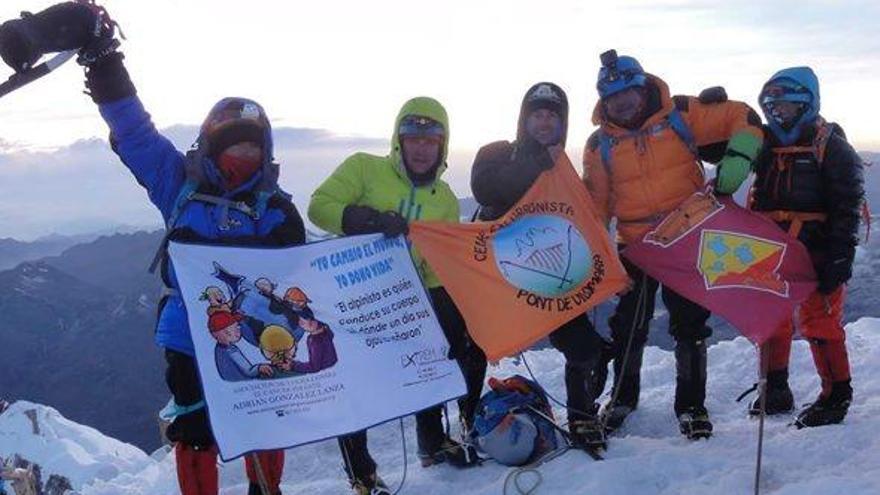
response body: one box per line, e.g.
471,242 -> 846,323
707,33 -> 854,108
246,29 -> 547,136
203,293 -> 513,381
169,234 -> 467,461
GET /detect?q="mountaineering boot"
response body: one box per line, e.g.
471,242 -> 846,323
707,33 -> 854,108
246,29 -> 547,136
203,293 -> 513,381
350,472 -> 391,495
599,400 -> 635,434
749,369 -> 794,416
673,339 -> 708,420
794,380 -> 852,429
418,436 -> 480,468
677,406 -> 713,440
569,411 -> 607,451
600,371 -> 640,433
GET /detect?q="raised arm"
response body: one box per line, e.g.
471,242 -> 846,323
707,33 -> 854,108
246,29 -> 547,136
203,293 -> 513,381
87,53 -> 185,221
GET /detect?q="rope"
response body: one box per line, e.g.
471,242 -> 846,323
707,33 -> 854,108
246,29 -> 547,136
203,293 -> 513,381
502,442 -> 573,495
390,419 -> 409,495
600,274 -> 648,432
517,274 -> 648,426
338,420 -> 408,495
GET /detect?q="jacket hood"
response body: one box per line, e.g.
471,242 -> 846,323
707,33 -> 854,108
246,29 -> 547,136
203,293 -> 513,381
391,96 -> 450,184
592,74 -> 672,132
517,82 -> 569,146
197,97 -> 275,196
760,66 -> 820,146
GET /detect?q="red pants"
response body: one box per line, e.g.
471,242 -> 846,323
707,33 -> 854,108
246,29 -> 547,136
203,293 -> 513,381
175,443 -> 218,495
245,450 -> 285,489
762,286 -> 851,396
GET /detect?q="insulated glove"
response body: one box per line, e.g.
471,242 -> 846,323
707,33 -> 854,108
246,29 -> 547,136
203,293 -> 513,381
715,132 -> 762,195
698,86 -> 728,104
714,154 -> 751,195
0,1 -> 118,72
376,211 -> 409,237
518,138 -> 556,170
342,205 -> 409,237
818,257 -> 852,295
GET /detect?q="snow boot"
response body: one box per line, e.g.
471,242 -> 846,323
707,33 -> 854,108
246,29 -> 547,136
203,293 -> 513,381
569,415 -> 607,450
748,369 -> 795,416
677,406 -> 713,440
599,400 -> 635,433
794,380 -> 852,429
350,473 -> 391,495
418,436 -> 480,468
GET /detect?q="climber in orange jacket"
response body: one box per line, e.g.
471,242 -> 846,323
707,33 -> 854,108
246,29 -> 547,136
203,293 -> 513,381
582,49 -> 763,439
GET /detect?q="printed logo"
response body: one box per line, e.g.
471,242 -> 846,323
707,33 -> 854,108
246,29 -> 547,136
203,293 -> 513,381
528,84 -> 562,103
492,215 -> 592,297
401,345 -> 449,369
241,103 -> 261,120
698,230 -> 789,296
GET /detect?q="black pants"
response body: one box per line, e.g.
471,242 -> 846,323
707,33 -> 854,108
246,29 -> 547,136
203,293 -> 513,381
608,254 -> 712,414
164,350 -> 216,449
338,287 -> 487,481
548,313 -> 606,422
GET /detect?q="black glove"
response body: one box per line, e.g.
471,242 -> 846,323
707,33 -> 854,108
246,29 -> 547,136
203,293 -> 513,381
818,256 -> 852,295
0,2 -> 116,71
84,50 -> 135,103
342,205 -> 409,237
698,86 -> 728,104
517,137 -> 555,170
376,211 -> 409,237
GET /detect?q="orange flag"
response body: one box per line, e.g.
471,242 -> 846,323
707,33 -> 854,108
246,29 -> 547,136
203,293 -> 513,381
409,155 -> 627,360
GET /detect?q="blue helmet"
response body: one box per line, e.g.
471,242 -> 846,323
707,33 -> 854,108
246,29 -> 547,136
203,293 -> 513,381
596,50 -> 647,99
759,66 -> 820,146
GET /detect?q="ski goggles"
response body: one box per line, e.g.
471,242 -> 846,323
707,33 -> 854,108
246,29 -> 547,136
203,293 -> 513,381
760,80 -> 813,106
204,99 -> 269,135
398,115 -> 445,139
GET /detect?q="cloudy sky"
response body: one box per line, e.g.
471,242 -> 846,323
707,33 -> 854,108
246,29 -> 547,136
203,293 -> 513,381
0,0 -> 878,239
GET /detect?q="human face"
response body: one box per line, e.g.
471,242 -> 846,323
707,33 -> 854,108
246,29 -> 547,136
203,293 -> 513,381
401,136 -> 442,175
217,141 -> 263,190
212,323 -> 242,346
764,100 -> 804,127
603,87 -> 647,127
526,109 -> 562,146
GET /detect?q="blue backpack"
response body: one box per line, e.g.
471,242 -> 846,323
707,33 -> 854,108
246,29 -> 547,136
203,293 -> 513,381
596,107 -> 698,174
472,375 -> 560,466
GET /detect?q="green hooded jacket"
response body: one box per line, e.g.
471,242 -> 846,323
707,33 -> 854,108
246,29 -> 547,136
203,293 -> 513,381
308,96 -> 459,288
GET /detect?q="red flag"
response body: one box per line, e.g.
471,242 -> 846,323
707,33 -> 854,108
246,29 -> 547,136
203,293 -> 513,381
409,156 -> 627,360
623,193 -> 817,345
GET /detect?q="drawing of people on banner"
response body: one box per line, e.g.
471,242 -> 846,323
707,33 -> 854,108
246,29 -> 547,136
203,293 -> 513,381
204,265 -> 339,382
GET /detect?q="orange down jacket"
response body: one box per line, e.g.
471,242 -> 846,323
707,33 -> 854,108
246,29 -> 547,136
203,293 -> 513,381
582,74 -> 762,244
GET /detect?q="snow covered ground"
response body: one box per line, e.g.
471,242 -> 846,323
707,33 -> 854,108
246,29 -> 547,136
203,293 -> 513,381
3,318 -> 879,494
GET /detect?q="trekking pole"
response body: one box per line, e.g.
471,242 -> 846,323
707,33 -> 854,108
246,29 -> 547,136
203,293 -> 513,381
753,344 -> 769,495
249,454 -> 272,495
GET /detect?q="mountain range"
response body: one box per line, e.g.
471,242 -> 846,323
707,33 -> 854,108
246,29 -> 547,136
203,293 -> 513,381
1,183 -> 878,452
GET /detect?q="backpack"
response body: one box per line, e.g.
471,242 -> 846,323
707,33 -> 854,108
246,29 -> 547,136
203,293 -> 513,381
471,375 -> 560,466
147,142 -> 289,274
753,118 -> 872,242
596,106 -> 699,175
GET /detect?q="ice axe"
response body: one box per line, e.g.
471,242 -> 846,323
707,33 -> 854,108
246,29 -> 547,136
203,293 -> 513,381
0,49 -> 76,99
0,0 -> 123,100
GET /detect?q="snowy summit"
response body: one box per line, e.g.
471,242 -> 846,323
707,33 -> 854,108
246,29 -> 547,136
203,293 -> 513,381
2,319 -> 879,494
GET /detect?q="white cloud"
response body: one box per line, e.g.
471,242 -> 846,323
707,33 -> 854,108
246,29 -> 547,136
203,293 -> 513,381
0,1 -> 876,150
